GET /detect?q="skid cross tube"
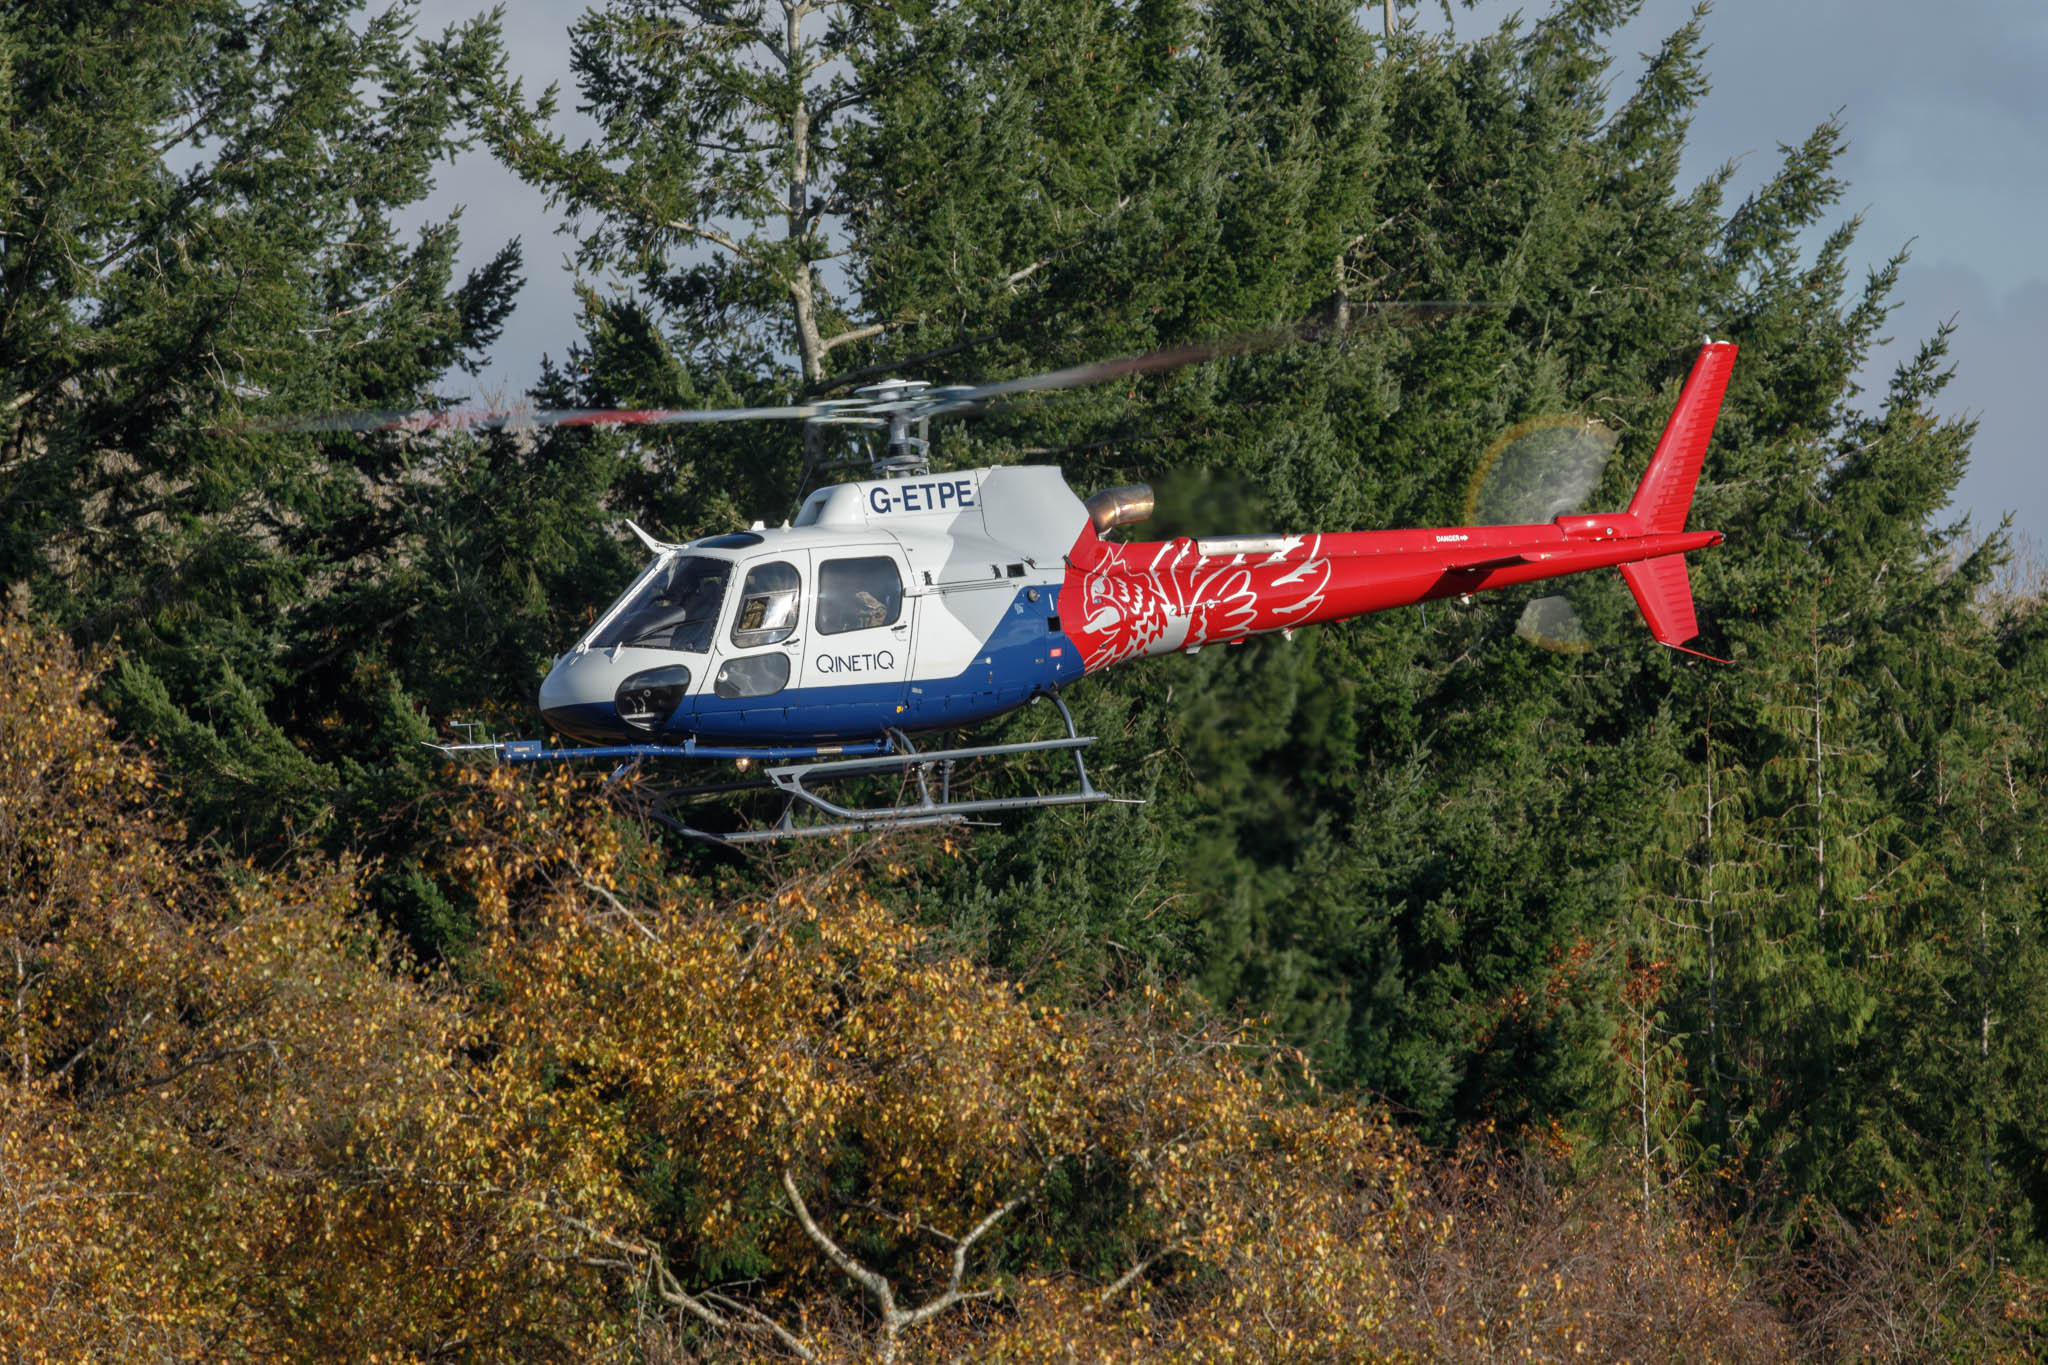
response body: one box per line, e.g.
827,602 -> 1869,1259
762,741 -> 1116,823
746,694 -> 1130,830
712,811 -> 968,845
438,694 -> 1135,844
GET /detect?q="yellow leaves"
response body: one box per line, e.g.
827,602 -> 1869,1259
0,621 -> 1789,1361
0,622 -> 624,1359
448,760 -> 1451,1358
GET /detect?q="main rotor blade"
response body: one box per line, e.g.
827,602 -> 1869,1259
248,300 -> 1502,436
929,333 -> 1277,413
245,401 -> 844,436
916,300 -> 1501,415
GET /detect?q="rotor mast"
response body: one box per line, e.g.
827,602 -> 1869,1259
812,379 -> 940,478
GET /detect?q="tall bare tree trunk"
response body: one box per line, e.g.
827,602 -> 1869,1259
785,0 -> 827,383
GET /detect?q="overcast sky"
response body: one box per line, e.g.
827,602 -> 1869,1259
409,0 -> 2047,543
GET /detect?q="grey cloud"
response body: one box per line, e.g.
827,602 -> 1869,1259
1451,0 -> 2047,534
1874,265 -> 2048,543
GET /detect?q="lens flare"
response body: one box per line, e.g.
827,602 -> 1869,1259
1463,415 -> 1619,652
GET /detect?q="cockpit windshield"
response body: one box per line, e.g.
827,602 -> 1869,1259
587,555 -> 731,653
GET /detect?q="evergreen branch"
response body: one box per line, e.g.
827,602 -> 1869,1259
809,82 -> 870,115
664,217 -> 756,263
808,339 -> 979,395
152,92 -> 232,156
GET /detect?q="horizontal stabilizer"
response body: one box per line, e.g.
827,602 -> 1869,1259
1619,554 -> 1699,646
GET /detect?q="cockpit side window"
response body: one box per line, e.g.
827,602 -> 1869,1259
588,555 -> 730,653
816,556 -> 903,635
731,561 -> 802,648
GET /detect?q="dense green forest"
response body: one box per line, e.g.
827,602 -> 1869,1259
6,0 -> 2047,1357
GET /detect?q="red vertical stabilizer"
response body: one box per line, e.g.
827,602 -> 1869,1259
1627,341 -> 1737,533
1611,341 -> 1738,656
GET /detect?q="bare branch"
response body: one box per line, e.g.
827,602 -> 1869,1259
702,1290 -> 819,1357
92,1037 -> 280,1103
781,1167 -> 1025,1354
897,1195 -> 1027,1329
1098,1245 -> 1176,1309
579,877 -> 660,943
329,270 -> 419,320
566,1216 -> 817,1361
12,941 -> 31,1086
818,322 -> 890,355
49,1007 -> 152,1086
1005,259 -> 1050,288
781,1167 -> 898,1319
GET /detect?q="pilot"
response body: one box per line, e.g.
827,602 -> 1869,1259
680,576 -> 722,622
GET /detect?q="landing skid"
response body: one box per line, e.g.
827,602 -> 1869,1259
434,694 -> 1135,844
633,696 -> 1134,844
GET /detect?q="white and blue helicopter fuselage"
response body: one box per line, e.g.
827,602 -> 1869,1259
538,467 -> 1091,748
424,343 -> 1738,837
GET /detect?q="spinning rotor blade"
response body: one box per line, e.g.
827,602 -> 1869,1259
912,300 -> 1502,415
247,300 -> 1500,437
247,400 -> 847,436
922,337 -> 1270,413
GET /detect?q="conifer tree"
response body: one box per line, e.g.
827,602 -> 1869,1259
2,0 -> 522,857
12,0 -> 2048,1290
478,0 -> 916,385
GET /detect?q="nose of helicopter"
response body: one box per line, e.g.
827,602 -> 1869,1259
538,649 -> 633,745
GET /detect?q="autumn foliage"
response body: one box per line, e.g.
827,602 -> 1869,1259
1,621 -> 613,1358
14,614 -> 1998,1361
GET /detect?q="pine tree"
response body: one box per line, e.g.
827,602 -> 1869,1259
2,0 -> 521,857
477,0 -> 911,386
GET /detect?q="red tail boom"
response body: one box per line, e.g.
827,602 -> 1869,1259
1060,341 -> 1738,669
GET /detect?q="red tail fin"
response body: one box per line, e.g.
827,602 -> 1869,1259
1627,341 -> 1737,533
1620,555 -> 1699,646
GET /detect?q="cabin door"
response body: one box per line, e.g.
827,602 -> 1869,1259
794,548 -> 915,735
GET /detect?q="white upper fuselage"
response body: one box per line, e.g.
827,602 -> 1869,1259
537,467 -> 1089,744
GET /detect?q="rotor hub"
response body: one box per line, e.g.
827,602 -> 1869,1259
821,379 -> 934,477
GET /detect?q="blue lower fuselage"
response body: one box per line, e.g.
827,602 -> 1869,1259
540,586 -> 1084,746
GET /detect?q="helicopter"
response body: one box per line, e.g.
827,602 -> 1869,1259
276,336 -> 1736,841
